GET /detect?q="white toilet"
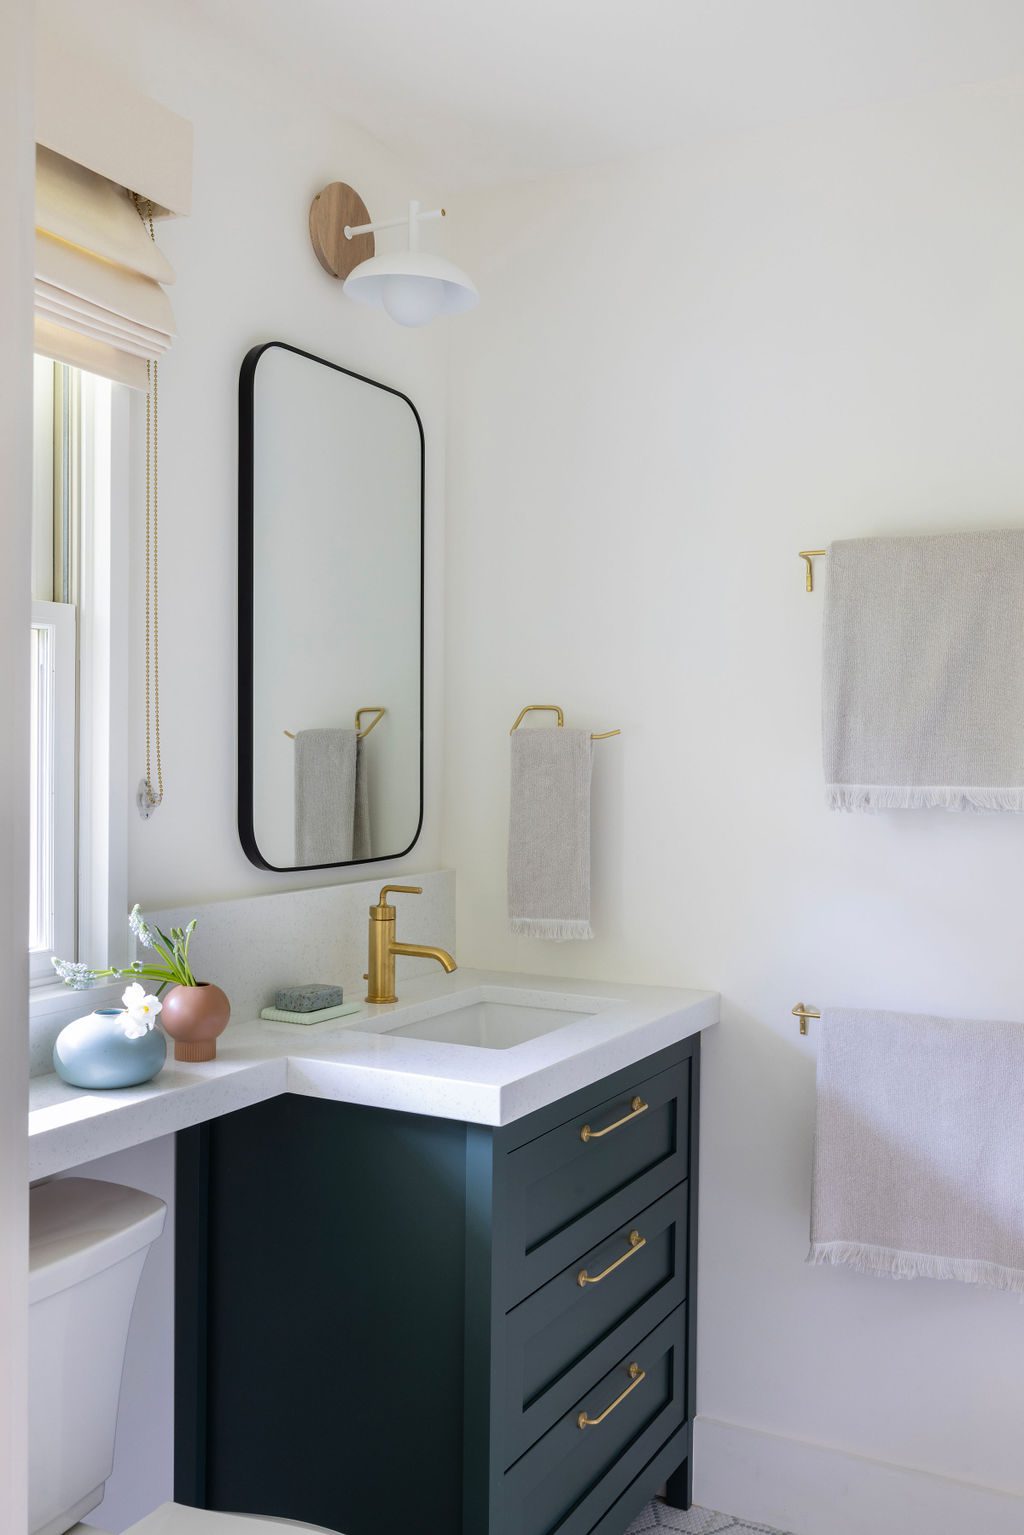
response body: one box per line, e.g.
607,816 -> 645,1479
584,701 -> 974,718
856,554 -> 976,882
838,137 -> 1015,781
29,1178 -> 333,1535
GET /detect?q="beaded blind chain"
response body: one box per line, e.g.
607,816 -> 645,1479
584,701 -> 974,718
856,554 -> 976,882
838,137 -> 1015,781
134,196 -> 164,810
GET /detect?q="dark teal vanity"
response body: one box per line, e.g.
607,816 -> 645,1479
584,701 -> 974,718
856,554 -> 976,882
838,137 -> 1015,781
174,1032 -> 700,1535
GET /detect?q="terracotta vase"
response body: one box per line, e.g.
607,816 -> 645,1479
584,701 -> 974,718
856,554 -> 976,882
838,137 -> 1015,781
161,982 -> 231,1062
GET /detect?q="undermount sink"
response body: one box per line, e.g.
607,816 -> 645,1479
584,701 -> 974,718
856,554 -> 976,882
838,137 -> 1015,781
379,991 -> 602,1049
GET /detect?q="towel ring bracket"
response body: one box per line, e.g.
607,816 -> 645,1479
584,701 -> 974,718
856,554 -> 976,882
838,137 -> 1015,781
510,703 -> 621,741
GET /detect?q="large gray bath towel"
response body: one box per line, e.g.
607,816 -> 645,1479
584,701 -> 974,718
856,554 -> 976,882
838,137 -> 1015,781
823,530 -> 1024,810
295,728 -> 370,864
508,727 -> 593,940
810,1007 -> 1024,1291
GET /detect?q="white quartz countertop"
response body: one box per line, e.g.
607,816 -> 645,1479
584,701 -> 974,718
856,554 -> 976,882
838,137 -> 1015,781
28,969 -> 718,1180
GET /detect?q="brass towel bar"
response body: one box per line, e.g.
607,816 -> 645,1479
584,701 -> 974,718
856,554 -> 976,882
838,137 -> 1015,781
793,1002 -> 822,1035
799,549 -> 828,592
510,704 -> 621,740
284,706 -> 386,742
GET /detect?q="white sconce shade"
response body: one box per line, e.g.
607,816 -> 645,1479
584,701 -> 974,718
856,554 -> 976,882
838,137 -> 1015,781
308,185 -> 478,327
343,249 -> 478,327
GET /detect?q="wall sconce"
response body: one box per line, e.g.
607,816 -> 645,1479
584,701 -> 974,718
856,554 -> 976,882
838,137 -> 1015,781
309,182 -> 478,327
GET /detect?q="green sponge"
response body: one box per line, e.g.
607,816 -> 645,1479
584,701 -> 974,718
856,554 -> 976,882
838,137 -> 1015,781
275,983 -> 344,1012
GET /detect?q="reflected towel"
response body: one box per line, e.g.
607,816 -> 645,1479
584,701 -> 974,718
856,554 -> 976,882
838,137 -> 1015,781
809,1007 -> 1024,1290
295,729 -> 370,864
508,727 -> 593,940
823,530 -> 1024,810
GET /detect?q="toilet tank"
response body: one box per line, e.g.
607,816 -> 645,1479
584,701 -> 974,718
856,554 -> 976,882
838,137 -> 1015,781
29,1177 -> 167,1535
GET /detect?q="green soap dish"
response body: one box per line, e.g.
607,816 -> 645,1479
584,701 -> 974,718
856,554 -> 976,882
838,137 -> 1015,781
260,1001 -> 363,1026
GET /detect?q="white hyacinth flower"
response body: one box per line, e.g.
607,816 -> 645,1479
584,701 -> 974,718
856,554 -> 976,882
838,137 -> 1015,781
121,981 -> 163,1039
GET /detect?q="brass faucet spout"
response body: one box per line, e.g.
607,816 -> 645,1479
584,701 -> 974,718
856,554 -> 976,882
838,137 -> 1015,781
390,942 -> 457,974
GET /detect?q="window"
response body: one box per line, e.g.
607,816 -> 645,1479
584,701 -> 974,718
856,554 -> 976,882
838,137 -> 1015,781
30,357 -> 128,999
29,601 -> 76,979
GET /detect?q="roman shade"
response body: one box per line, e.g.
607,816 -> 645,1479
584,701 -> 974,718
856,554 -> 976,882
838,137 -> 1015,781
34,145 -> 176,391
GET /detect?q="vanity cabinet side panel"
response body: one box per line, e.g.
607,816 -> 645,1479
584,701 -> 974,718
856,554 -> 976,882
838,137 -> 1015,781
463,1125 -> 505,1535
175,1124 -> 210,1508
666,1028 -> 700,1511
177,1095 -> 469,1535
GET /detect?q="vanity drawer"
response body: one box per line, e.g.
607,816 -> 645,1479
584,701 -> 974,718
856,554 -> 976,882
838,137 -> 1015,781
502,1059 -> 690,1305
503,1182 -> 688,1465
499,1304 -> 687,1535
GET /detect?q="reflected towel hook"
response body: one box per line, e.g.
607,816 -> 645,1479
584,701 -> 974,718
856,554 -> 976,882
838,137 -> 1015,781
284,706 -> 386,742
509,704 -> 621,741
792,1002 -> 821,1036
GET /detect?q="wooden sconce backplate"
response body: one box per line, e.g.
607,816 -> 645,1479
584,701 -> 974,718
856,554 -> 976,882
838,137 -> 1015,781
309,182 -> 375,280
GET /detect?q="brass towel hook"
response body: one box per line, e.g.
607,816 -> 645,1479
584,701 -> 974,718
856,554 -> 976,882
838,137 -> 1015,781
510,703 -> 621,741
284,706 -> 387,742
798,550 -> 828,592
792,1002 -> 821,1036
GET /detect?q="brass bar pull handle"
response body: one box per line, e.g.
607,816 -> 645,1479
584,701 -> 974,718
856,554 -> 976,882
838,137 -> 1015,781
578,1230 -> 646,1288
580,1096 -> 648,1143
577,1363 -> 646,1429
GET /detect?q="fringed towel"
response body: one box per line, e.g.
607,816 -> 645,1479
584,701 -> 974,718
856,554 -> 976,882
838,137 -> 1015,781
294,728 -> 370,865
823,530 -> 1024,811
809,1007 -> 1024,1291
508,726 -> 593,940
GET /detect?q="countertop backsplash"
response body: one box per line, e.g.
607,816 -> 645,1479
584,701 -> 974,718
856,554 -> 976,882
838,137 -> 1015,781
29,870 -> 455,1076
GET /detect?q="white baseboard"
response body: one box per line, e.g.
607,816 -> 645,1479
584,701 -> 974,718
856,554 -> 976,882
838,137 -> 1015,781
693,1414 -> 1024,1535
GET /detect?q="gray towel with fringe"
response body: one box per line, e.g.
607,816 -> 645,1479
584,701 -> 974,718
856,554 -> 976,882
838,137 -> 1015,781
295,728 -> 370,864
508,727 -> 593,940
810,1006 -> 1024,1291
823,530 -> 1024,811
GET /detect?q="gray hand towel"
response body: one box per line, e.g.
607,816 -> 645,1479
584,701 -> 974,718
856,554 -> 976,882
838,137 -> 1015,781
810,1006 -> 1024,1291
508,727 -> 593,940
823,530 -> 1024,810
295,729 -> 370,864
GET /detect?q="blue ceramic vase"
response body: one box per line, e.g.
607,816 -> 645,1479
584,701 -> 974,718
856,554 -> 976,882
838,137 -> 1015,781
53,1008 -> 167,1089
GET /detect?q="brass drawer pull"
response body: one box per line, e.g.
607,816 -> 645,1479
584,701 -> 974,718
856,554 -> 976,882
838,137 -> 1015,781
580,1096 -> 648,1143
577,1362 -> 646,1429
578,1230 -> 646,1288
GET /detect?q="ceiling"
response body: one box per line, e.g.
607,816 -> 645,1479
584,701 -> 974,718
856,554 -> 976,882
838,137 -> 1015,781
194,0 -> 1024,188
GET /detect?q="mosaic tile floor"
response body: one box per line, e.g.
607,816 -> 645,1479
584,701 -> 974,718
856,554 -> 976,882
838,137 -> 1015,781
626,1500 -> 788,1534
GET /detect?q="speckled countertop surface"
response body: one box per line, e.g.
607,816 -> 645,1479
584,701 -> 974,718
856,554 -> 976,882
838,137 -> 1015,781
28,968 -> 718,1180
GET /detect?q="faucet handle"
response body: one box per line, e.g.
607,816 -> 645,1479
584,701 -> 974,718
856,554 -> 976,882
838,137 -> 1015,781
374,884 -> 423,913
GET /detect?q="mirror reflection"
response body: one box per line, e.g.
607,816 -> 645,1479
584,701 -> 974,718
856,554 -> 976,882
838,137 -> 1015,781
239,343 -> 423,870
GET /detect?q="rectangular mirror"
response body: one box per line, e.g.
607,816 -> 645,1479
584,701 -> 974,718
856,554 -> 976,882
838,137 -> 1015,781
238,342 -> 423,871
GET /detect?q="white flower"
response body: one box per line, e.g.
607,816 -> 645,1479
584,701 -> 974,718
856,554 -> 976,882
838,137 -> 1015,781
121,981 -> 162,1039
128,903 -> 157,950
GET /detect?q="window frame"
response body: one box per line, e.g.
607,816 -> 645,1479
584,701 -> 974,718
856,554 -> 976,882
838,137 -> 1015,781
28,601 -> 77,984
28,362 -> 130,1024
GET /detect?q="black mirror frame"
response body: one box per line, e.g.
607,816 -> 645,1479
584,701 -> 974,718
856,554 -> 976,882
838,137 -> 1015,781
237,340 -> 425,872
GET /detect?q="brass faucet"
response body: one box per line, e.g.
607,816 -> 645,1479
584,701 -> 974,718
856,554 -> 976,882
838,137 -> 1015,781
364,885 -> 457,1004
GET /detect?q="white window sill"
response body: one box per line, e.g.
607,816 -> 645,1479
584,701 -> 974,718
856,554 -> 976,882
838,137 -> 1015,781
29,979 -> 123,1016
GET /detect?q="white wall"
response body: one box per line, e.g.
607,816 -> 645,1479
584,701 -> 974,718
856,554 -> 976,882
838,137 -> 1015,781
444,78 -> 1024,1531
0,0 -> 33,1526
36,0 -> 451,912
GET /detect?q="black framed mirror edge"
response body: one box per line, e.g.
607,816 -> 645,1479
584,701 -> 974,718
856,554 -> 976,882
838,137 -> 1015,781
237,340 -> 426,873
